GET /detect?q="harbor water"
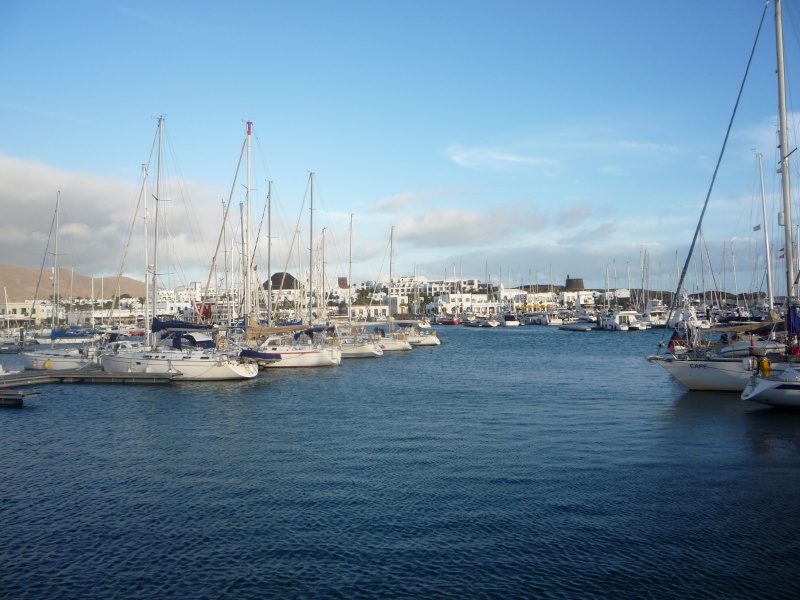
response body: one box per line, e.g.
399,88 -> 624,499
2,326 -> 800,598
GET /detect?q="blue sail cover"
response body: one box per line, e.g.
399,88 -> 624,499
151,317 -> 214,333
239,350 -> 281,364
788,305 -> 800,338
293,326 -> 330,341
50,329 -> 91,340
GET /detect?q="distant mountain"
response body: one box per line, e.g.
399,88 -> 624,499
0,264 -> 146,303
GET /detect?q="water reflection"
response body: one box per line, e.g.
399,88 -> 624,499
744,407 -> 800,457
662,389 -> 800,457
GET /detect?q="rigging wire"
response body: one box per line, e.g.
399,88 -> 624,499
660,1 -> 769,349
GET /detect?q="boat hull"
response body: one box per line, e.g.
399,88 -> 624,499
340,342 -> 383,358
378,338 -> 413,351
645,354 -> 786,392
258,346 -> 341,368
21,348 -> 98,371
100,350 -> 258,380
407,334 -> 441,346
742,371 -> 800,406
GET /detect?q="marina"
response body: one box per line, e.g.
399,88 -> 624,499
2,325 -> 799,598
5,2 -> 800,597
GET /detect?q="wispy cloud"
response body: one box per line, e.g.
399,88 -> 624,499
393,204 -> 548,249
446,145 -> 560,173
557,222 -> 617,246
372,187 -> 470,214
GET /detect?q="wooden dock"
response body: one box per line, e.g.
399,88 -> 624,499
0,368 -> 175,389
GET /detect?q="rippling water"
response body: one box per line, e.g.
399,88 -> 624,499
2,326 -> 800,599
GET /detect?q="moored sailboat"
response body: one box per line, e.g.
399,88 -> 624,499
649,2 -> 793,393
99,117 -> 257,381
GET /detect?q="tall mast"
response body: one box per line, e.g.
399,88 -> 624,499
757,153 -> 775,311
245,121 -> 253,317
776,0 -> 795,301
267,180 -> 273,327
308,172 -> 314,323
53,190 -> 59,330
321,227 -> 326,321
390,225 -> 394,319
348,214 -> 353,326
390,225 -> 394,291
150,116 -> 163,348
141,164 -> 150,337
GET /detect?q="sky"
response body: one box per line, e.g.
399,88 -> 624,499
2,0 -> 800,296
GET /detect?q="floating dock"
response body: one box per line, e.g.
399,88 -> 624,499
0,368 -> 175,389
0,368 -> 175,406
0,388 -> 39,407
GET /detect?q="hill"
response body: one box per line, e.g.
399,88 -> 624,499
0,264 -> 146,303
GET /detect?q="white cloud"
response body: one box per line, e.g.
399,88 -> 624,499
0,154 -> 227,281
446,145 -> 561,173
372,187 -> 468,214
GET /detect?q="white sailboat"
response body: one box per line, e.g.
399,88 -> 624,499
254,170 -> 341,368
741,0 -> 800,406
22,192 -> 104,371
648,2 -> 789,393
376,225 -> 411,351
100,117 -> 257,381
336,217 -> 385,358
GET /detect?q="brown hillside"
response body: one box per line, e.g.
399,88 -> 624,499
0,264 -> 146,303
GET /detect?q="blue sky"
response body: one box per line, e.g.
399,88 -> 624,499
1,0 -> 798,295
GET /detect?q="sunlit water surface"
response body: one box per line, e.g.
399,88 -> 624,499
2,326 -> 800,598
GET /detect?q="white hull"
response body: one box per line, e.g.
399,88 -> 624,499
718,340 -> 785,358
258,346 -> 341,368
742,369 -> 800,406
499,315 -> 521,326
559,323 -> 596,332
21,348 -> 99,371
407,333 -> 441,346
340,342 -> 383,358
101,350 -> 258,380
464,319 -> 498,328
647,354 -> 787,392
378,337 -> 413,351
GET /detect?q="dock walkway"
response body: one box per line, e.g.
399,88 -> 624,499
0,368 -> 175,389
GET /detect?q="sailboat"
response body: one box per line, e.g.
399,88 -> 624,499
647,2 -> 789,392
21,192 -> 106,371
334,216 -> 384,358
253,170 -> 341,367
740,0 -> 800,406
100,117 -> 258,381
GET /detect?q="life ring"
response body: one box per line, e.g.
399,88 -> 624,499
218,339 -> 228,349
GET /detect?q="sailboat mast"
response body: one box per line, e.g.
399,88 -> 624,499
245,121 -> 253,317
308,172 -> 314,323
757,153 -> 775,310
321,227 -> 326,320
150,116 -> 163,348
776,0 -> 795,301
390,225 -> 394,290
141,164 -> 150,335
348,214 -> 353,326
53,190 -> 59,330
390,225 -> 394,319
267,180 -> 273,327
